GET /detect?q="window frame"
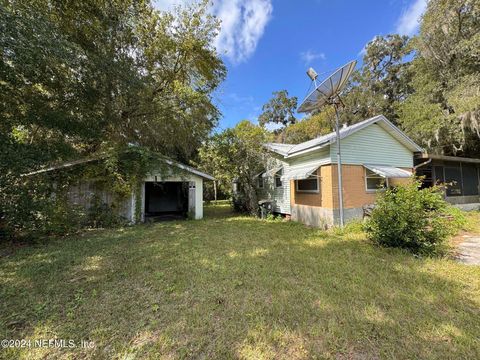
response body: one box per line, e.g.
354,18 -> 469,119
296,175 -> 319,193
257,176 -> 264,189
275,170 -> 283,188
365,168 -> 388,192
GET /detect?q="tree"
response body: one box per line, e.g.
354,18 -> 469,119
0,0 -> 226,238
1,0 -> 225,164
284,108 -> 334,144
258,90 -> 297,142
398,0 -> 480,157
196,121 -> 271,214
342,34 -> 413,125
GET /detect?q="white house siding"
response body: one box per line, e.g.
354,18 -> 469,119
273,162 -> 291,214
257,159 -> 291,214
330,123 -> 414,168
287,147 -> 331,167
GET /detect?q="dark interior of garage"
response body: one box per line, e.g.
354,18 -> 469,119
144,182 -> 188,220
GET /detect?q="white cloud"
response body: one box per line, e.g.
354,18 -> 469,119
300,50 -> 326,65
395,0 -> 427,36
153,0 -> 273,64
213,0 -> 273,64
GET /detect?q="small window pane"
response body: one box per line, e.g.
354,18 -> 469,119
366,177 -> 386,190
275,176 -> 282,187
297,177 -> 318,191
365,168 -> 386,191
257,177 -> 264,189
445,167 -> 462,196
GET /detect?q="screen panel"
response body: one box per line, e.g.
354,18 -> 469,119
462,165 -> 479,196
433,166 -> 444,184
444,167 -> 462,196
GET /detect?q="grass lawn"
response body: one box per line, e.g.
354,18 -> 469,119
1,205 -> 479,359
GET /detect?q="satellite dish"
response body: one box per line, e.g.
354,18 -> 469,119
298,60 -> 356,113
296,60 -> 357,228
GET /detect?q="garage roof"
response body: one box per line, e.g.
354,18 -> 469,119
22,155 -> 215,181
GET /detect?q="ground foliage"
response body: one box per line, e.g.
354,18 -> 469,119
364,179 -> 466,256
1,204 -> 479,359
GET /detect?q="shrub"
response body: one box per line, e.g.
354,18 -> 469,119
364,178 -> 464,256
86,196 -> 126,228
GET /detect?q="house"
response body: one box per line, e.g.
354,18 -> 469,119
24,157 -> 214,222
258,115 -> 423,227
414,153 -> 480,210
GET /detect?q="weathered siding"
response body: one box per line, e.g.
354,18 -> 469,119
273,162 -> 291,214
257,160 -> 291,214
258,149 -> 330,214
330,123 -> 414,167
67,181 -> 134,221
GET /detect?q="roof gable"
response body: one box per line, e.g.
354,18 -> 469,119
22,155 -> 215,180
264,115 -> 423,159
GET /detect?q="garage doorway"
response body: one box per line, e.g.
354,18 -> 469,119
144,182 -> 188,221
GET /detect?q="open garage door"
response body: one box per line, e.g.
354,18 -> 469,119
144,182 -> 188,220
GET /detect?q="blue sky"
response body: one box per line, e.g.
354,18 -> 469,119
155,0 -> 427,130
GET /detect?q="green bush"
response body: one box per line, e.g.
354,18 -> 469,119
86,196 -> 126,229
43,197 -> 86,236
364,179 -> 465,256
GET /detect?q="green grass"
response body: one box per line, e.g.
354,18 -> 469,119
1,204 -> 479,359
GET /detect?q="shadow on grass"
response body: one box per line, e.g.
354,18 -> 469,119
1,206 -> 479,359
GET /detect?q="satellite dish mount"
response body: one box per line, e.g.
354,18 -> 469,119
298,60 -> 357,227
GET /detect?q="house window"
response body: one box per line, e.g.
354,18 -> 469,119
296,175 -> 319,193
275,170 -> 282,188
365,169 -> 387,191
257,176 -> 264,189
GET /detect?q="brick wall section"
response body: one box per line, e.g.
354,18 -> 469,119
332,165 -> 413,208
291,167 -> 334,208
292,164 -> 413,209
331,165 -> 376,209
290,169 -> 321,207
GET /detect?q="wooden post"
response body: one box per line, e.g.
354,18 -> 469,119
213,180 -> 217,204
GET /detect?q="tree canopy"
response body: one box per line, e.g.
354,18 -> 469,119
196,121 -> 271,213
284,0 -> 479,156
0,0 -> 226,171
0,0 -> 226,238
398,0 -> 480,157
258,90 -> 298,142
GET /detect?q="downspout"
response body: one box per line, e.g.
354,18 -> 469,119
413,158 -> 432,173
